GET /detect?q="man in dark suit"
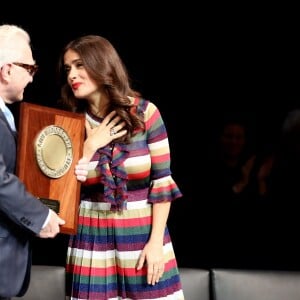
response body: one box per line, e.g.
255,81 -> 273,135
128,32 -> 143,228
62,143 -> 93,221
0,24 -> 65,299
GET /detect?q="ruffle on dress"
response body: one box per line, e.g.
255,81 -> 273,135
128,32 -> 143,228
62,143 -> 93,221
148,175 -> 183,203
96,142 -> 129,210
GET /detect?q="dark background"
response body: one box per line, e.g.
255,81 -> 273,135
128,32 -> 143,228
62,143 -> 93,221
2,4 -> 300,270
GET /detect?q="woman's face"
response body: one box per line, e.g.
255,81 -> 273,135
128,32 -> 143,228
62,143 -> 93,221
63,49 -> 100,102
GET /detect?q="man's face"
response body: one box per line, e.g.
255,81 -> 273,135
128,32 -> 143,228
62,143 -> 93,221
221,123 -> 246,158
4,39 -> 35,103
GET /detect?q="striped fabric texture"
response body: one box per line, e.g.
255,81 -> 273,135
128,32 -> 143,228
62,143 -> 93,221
66,98 -> 184,299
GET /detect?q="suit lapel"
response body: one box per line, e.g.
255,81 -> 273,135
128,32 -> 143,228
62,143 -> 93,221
0,109 -> 18,141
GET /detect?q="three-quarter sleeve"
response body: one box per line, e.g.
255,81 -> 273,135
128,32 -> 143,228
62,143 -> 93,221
144,101 -> 183,203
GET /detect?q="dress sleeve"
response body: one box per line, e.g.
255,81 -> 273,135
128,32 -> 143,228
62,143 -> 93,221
144,101 -> 183,203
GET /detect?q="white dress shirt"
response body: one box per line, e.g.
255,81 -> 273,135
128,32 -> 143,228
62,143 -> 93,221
0,97 -> 16,131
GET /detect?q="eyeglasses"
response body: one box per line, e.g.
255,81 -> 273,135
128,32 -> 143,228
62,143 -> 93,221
12,62 -> 39,76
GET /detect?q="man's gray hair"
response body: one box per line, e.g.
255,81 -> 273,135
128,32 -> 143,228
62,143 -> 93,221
0,24 -> 31,68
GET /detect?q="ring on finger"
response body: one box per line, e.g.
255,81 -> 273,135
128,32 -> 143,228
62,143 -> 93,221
110,127 -> 116,136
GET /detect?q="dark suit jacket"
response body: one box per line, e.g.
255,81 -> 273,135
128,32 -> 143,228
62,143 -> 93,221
0,109 -> 49,298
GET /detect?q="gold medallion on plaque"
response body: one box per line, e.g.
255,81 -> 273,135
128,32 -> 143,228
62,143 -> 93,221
35,125 -> 73,178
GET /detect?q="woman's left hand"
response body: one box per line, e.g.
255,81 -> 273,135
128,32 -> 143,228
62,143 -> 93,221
84,111 -> 127,160
136,242 -> 165,285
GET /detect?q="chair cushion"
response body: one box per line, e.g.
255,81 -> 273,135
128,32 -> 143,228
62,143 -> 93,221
12,265 -> 65,300
179,267 -> 210,300
212,268 -> 300,300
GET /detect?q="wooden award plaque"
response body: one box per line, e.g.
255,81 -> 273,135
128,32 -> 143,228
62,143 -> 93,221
16,102 -> 85,234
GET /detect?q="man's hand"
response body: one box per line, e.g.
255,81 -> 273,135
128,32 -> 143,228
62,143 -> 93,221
38,209 -> 65,238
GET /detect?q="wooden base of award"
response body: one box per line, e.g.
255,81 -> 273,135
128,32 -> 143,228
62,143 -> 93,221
16,102 -> 85,234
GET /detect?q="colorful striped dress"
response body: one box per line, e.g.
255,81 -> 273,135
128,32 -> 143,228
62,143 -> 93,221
66,98 -> 184,299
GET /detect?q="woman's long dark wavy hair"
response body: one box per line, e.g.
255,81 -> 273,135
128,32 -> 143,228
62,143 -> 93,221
57,35 -> 145,144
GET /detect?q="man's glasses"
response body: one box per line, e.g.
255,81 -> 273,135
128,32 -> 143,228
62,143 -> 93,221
12,62 -> 39,76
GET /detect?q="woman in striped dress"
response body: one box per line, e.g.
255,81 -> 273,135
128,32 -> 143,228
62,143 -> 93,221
58,34 -> 184,300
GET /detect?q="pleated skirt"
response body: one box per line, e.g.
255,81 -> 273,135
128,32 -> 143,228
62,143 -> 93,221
66,191 -> 184,300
